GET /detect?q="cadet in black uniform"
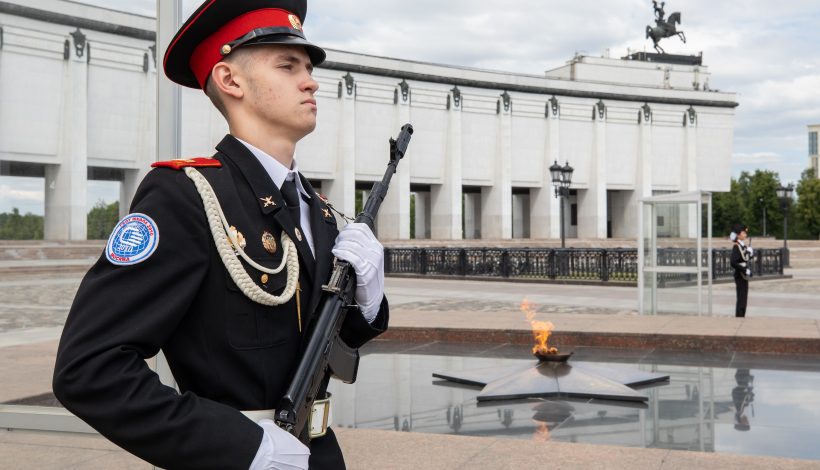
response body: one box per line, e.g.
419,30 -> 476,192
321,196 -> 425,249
729,223 -> 753,318
52,1 -> 387,469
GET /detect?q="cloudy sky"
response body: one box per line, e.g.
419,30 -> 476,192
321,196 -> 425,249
2,0 -> 818,214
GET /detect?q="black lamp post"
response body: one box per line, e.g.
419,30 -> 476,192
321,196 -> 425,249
758,197 -> 767,237
776,183 -> 794,268
549,160 -> 574,248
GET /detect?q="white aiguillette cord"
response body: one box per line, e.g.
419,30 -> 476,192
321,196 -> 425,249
184,167 -> 299,306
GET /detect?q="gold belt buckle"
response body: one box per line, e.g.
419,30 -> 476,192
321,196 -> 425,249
308,394 -> 331,439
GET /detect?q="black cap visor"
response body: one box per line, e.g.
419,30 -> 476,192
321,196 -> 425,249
233,30 -> 326,66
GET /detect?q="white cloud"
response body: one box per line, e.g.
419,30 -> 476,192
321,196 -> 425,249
0,183 -> 43,202
38,1 -> 820,188
731,152 -> 784,165
0,178 -> 44,215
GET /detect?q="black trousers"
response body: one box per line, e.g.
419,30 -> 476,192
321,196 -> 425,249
308,428 -> 346,470
734,275 -> 748,317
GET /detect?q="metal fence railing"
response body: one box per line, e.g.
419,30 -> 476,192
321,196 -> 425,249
384,247 -> 784,284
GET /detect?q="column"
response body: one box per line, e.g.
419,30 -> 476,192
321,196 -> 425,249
323,73 -> 357,228
623,103 -> 653,239
431,86 -> 463,240
463,193 -> 480,239
681,106 -> 698,238
45,29 -> 88,240
577,100 -> 607,239
480,92 -> 512,239
512,193 -> 530,238
376,80 -> 411,240
414,191 -> 431,239
120,170 -> 143,217
530,97 -> 561,239
121,49 -> 157,218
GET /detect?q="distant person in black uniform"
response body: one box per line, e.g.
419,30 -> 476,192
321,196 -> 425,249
729,223 -> 753,318
732,368 -> 754,431
52,1 -> 388,469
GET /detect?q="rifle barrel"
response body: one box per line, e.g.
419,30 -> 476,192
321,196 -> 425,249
275,124 -> 413,441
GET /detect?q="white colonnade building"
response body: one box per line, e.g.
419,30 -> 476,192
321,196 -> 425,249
0,0 -> 737,241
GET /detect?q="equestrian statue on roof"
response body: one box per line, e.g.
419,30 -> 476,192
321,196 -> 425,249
646,0 -> 686,53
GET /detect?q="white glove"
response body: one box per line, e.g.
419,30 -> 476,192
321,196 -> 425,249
746,269 -> 751,277
248,419 -> 310,470
739,262 -> 747,268
331,223 -> 384,322
747,247 -> 754,257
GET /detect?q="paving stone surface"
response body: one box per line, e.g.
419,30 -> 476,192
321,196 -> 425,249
0,257 -> 819,468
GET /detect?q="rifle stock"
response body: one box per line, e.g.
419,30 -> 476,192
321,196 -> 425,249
275,124 -> 414,443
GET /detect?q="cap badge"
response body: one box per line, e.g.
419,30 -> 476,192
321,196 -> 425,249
288,14 -> 302,30
262,231 -> 278,254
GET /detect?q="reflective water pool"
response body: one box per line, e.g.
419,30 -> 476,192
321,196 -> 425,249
328,342 -> 820,461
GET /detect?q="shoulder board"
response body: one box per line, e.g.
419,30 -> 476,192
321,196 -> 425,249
151,158 -> 222,170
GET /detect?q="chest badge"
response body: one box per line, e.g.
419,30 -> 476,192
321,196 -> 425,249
260,196 -> 276,208
228,226 -> 246,250
322,208 -> 332,219
262,231 -> 278,254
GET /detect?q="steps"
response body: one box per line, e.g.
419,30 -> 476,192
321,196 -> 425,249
0,241 -> 103,275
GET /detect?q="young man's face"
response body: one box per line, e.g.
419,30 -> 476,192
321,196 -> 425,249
239,44 -> 319,141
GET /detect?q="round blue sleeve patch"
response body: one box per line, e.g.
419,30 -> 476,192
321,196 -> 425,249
106,213 -> 160,266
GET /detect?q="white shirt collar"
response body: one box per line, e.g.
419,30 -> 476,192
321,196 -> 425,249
235,137 -> 311,199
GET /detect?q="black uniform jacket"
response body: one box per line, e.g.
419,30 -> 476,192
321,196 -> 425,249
730,243 -> 749,280
53,135 -> 388,470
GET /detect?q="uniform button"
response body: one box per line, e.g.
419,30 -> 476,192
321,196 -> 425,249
261,274 -> 269,284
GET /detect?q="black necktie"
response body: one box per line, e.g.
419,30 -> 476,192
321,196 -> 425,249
280,177 -> 302,230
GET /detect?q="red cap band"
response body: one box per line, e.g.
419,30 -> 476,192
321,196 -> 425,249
189,8 -> 301,89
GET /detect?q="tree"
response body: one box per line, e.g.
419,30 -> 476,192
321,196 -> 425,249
355,190 -> 363,215
794,168 -> 820,239
409,193 -> 416,239
0,208 -> 44,240
746,170 -> 782,237
712,178 -> 749,237
87,200 -> 120,240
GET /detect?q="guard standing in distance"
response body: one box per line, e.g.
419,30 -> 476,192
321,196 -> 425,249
52,1 -> 388,469
729,223 -> 753,318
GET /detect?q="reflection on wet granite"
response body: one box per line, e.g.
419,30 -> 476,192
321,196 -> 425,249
3,392 -> 61,407
333,343 -> 820,460
642,348 -> 736,368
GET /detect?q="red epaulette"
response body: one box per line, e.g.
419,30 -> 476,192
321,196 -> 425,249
151,158 -> 222,170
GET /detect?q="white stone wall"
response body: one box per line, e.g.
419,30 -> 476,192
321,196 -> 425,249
0,1 -> 157,238
807,124 -> 819,179
0,0 -> 738,241
546,56 -> 713,91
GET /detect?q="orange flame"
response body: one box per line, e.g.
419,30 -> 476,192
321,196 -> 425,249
533,422 -> 550,442
520,298 -> 557,355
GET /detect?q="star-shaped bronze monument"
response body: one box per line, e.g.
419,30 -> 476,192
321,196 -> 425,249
434,358 -> 669,403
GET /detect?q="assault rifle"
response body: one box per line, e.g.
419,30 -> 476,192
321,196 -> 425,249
276,123 -> 414,443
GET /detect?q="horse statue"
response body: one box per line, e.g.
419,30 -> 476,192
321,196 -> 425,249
646,10 -> 686,53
